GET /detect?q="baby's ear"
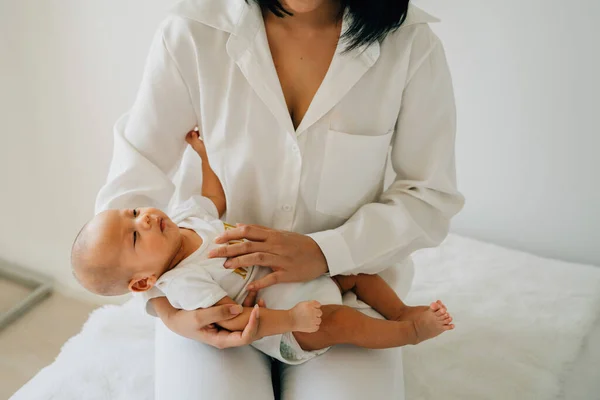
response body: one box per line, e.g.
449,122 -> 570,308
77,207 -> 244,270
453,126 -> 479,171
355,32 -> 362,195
129,275 -> 157,293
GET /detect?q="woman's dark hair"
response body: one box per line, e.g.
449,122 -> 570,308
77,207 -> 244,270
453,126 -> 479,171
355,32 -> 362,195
247,0 -> 410,51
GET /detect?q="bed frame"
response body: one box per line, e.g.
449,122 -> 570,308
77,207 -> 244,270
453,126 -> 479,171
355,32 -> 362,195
0,260 -> 53,331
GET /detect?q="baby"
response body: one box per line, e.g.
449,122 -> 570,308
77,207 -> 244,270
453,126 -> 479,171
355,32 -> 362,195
71,131 -> 454,364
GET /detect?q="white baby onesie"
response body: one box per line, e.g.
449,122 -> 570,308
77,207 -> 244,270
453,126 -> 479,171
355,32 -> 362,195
142,196 -> 343,364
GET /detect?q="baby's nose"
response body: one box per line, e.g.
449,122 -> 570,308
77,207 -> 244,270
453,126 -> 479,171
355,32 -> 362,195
136,214 -> 152,229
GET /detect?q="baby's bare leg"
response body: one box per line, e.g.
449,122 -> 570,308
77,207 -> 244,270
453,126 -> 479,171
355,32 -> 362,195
333,274 -> 448,323
333,274 -> 408,321
294,304 -> 420,350
293,274 -> 455,351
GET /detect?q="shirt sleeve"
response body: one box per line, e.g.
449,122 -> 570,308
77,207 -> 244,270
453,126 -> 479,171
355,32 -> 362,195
140,287 -> 167,317
308,27 -> 465,276
95,17 -> 213,214
170,195 -> 220,222
161,269 -> 228,311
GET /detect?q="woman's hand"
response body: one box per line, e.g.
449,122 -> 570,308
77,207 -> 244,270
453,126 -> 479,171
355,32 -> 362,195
155,297 -> 261,349
207,224 -> 329,291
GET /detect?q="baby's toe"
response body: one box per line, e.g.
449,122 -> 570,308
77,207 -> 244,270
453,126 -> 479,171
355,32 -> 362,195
434,308 -> 447,317
430,302 -> 441,311
436,300 -> 447,310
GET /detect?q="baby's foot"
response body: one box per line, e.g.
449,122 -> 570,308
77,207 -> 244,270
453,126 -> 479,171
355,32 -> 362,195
185,130 -> 208,159
396,300 -> 449,322
394,305 -> 429,322
412,301 -> 454,344
290,301 -> 323,333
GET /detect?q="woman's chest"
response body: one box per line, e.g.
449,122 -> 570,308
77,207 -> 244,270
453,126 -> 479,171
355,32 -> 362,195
265,26 -> 340,130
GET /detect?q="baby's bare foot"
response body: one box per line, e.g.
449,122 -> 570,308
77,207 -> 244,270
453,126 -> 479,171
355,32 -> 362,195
394,305 -> 429,322
412,301 -> 454,344
291,301 -> 323,333
395,299 -> 450,322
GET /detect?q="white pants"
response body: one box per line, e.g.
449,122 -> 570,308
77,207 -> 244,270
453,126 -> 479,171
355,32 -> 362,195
154,261 -> 414,400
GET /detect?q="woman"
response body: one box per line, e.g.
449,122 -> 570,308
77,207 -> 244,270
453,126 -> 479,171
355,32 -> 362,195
96,0 -> 464,398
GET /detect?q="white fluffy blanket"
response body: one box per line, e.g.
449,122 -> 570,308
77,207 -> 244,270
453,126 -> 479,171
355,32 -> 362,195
11,235 -> 600,400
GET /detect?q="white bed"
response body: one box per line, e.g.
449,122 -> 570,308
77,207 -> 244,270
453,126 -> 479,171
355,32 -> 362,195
11,235 -> 600,400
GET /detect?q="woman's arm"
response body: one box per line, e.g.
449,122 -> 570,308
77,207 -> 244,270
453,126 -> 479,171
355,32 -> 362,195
208,27 -> 464,288
95,17 -> 214,216
151,296 -> 263,349
306,27 -> 465,276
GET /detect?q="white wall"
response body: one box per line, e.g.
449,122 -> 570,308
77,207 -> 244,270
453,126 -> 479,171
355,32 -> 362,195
415,0 -> 600,266
0,0 -> 178,303
0,0 -> 598,303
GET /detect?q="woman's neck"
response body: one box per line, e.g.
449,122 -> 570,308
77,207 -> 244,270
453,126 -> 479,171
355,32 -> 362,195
263,1 -> 342,32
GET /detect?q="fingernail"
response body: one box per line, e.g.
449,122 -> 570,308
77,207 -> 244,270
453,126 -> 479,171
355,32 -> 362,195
214,236 -> 222,243
207,251 -> 215,258
254,304 -> 260,318
231,305 -> 242,315
223,261 -> 231,268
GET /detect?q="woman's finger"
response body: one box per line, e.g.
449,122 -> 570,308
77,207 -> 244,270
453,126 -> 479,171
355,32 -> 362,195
211,304 -> 261,348
208,240 -> 273,259
257,298 -> 266,308
242,290 -> 258,307
240,305 -> 260,342
237,222 -> 271,230
195,304 -> 243,327
247,272 -> 284,292
214,224 -> 271,244
223,252 -> 280,270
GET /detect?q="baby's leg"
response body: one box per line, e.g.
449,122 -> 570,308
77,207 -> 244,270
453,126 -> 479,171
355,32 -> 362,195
333,274 -> 447,322
294,303 -> 451,351
293,274 -> 454,351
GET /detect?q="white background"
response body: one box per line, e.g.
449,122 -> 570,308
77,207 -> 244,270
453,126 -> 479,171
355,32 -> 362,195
0,0 -> 598,302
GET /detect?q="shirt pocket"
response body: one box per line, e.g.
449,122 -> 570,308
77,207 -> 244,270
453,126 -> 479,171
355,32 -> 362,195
316,129 -> 394,220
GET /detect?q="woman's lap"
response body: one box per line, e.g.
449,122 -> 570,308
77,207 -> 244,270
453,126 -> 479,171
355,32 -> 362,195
155,319 -> 274,400
280,345 -> 404,400
154,263 -> 412,399
155,316 -> 404,400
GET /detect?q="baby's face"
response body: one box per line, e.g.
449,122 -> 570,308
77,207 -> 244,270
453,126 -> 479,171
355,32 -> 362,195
89,207 -> 181,279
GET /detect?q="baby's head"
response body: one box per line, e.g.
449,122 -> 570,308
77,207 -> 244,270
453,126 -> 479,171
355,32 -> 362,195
71,207 -> 181,296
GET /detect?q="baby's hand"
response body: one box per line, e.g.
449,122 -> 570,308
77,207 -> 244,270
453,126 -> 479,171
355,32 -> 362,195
186,129 -> 208,160
290,301 -> 322,333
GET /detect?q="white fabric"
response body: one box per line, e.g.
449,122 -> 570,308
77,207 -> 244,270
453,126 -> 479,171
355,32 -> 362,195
249,275 -> 343,364
151,316 -> 403,400
94,0 -> 464,280
11,235 -> 600,400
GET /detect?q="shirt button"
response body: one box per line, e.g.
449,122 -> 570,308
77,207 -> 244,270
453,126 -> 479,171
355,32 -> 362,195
282,204 -> 293,212
292,145 -> 299,153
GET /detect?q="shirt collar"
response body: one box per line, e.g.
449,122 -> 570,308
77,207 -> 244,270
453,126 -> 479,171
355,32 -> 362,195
170,0 -> 440,37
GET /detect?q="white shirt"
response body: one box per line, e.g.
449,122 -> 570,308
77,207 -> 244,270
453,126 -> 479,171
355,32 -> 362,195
95,0 -> 465,278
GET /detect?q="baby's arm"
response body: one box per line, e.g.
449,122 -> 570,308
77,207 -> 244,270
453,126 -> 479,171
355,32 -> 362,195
214,297 -> 322,339
186,130 -> 226,218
